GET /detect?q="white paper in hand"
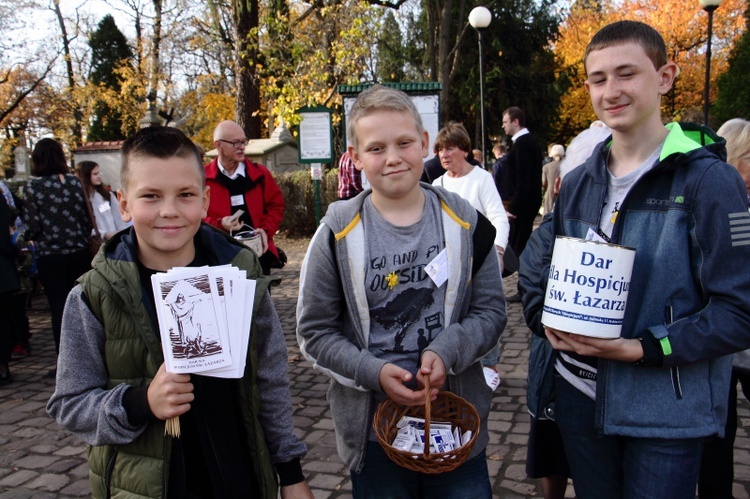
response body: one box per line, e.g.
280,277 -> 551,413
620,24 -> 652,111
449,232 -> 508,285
151,268 -> 233,374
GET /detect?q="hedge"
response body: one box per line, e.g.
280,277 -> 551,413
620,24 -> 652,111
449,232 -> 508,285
274,168 -> 340,237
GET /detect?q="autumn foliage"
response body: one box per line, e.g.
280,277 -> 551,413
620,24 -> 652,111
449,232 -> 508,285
555,0 -> 747,140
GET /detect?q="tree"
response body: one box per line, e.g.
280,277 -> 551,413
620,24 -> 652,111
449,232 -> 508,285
51,0 -> 86,147
0,66 -> 57,171
364,0 -> 564,148
88,15 -> 134,141
375,8 -> 429,82
232,0 -> 262,138
713,4 -> 750,124
555,0 -> 746,141
0,0 -> 59,153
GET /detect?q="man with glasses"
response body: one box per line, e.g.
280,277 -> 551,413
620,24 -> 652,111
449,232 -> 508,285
205,120 -> 286,275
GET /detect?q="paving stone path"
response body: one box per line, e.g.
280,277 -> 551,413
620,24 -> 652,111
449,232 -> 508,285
1,235 -> 748,498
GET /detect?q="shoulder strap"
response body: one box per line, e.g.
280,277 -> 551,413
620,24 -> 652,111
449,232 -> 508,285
471,212 -> 495,278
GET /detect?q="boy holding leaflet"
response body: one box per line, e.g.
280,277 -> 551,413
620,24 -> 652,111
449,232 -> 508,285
541,21 -> 750,497
296,85 -> 506,497
47,127 -> 312,499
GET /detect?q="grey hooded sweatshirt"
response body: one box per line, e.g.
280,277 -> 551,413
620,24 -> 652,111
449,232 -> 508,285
296,184 -> 507,472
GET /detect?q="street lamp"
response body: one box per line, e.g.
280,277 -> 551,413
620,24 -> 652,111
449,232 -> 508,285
699,0 -> 722,127
139,90 -> 161,128
469,6 -> 491,164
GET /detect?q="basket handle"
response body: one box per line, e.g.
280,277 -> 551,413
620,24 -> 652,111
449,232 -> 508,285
423,374 -> 431,457
230,223 -> 256,238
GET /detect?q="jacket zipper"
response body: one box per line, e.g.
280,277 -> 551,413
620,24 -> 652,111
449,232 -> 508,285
104,447 -> 119,499
665,305 -> 683,399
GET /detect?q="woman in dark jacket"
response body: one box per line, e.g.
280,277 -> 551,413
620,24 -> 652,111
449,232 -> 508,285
23,138 -> 92,365
0,194 -> 21,383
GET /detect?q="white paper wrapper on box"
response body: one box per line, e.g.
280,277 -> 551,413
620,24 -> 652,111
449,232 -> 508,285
541,236 -> 635,339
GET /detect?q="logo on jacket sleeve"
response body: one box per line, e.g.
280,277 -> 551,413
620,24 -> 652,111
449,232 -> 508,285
730,212 -> 750,247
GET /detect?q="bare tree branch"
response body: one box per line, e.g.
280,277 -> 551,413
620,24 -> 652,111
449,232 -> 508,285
0,57 -> 56,125
293,0 -> 407,27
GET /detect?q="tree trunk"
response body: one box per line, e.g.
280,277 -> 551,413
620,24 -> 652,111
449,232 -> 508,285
150,0 -> 163,98
438,0 -> 453,122
233,0 -> 262,138
427,0 -> 438,80
52,0 -> 83,146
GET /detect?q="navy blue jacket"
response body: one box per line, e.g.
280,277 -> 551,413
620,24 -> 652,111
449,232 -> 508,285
548,123 -> 750,438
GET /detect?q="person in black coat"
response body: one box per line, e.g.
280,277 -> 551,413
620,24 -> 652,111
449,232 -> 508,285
0,194 -> 21,384
502,107 -> 543,301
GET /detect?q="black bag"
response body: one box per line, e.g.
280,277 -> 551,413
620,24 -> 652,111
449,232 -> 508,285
502,245 -> 519,278
272,247 -> 287,269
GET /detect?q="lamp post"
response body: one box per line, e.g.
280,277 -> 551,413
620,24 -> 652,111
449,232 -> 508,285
699,0 -> 722,127
469,6 -> 491,164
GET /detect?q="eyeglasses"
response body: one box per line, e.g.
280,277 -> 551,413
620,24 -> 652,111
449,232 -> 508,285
218,138 -> 248,149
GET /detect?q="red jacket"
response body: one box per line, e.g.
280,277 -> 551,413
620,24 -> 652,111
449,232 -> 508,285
204,158 -> 285,259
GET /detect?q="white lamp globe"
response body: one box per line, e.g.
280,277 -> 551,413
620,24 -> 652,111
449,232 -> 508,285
469,7 -> 492,29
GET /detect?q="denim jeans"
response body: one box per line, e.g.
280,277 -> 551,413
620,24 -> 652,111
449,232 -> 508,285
554,375 -> 703,499
350,441 -> 492,499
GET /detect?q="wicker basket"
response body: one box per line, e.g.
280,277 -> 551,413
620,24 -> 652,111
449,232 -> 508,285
373,380 -> 480,474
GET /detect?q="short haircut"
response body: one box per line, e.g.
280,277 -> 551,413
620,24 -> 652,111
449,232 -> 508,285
346,85 -> 424,149
717,118 -> 750,168
585,20 -> 667,71
549,144 -> 565,159
493,143 -> 507,155
120,127 -> 205,188
434,121 -> 471,154
503,107 -> 526,128
32,138 -> 68,177
75,160 -> 109,199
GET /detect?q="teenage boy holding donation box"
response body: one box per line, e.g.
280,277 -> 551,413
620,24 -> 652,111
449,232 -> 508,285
537,20 -> 750,498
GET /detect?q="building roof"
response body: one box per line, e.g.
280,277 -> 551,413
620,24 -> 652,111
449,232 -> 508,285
73,141 -> 124,153
205,123 -> 297,158
337,82 -> 442,95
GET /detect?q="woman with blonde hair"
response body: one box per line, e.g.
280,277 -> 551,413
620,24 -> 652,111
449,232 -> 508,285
716,118 -> 750,200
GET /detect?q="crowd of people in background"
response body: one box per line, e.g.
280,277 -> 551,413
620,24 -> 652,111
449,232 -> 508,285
0,17 -> 749,499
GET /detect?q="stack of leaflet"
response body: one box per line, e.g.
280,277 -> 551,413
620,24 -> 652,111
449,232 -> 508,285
391,415 -> 472,455
151,265 -> 256,379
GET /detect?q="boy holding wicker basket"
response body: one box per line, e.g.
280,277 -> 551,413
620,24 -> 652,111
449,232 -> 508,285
296,85 -> 507,497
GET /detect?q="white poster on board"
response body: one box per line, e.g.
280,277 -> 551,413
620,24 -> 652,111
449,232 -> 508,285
343,93 -> 440,160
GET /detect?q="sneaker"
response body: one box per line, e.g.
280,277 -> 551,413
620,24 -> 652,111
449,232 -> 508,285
11,344 -> 29,359
483,366 -> 501,391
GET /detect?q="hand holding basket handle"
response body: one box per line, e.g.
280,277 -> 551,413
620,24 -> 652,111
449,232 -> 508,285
374,370 -> 481,474
379,351 -> 445,407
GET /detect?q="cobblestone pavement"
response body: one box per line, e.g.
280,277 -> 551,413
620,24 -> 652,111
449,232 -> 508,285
3,237 -> 750,498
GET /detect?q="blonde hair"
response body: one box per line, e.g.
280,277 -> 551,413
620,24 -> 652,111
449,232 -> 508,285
549,144 -> 565,160
346,85 -> 424,150
717,118 -> 750,168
